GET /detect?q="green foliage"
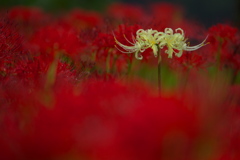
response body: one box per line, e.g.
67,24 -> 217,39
0,0 -> 113,12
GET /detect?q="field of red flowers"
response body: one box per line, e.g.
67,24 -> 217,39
0,2 -> 240,160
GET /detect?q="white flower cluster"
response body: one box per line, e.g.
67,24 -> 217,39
114,28 -> 208,60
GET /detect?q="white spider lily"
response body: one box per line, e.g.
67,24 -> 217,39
114,34 -> 146,60
114,28 -> 208,60
113,29 -> 160,60
158,28 -> 208,58
136,29 -> 162,57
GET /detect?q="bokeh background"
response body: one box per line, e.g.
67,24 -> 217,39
1,0 -> 240,159
0,0 -> 239,27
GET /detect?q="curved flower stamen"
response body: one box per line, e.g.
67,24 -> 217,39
184,35 -> 209,51
114,35 -> 146,60
123,34 -> 135,45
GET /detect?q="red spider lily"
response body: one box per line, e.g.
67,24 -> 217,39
28,23 -> 86,58
0,80 -> 44,160
175,20 -> 207,40
13,57 -> 78,88
93,24 -> 142,50
0,79 -> 196,160
1,4 -> 240,160
0,16 -> 28,79
0,80 -> 143,159
25,23 -> 96,87
8,6 -> 49,24
150,2 -> 184,27
7,6 -> 51,37
62,9 -> 103,32
165,49 -> 211,71
148,3 -> 206,41
111,97 -> 197,160
106,3 -> 147,24
112,24 -> 142,49
93,32 -> 115,49
0,18 -> 25,58
11,57 -> 48,86
207,24 -> 240,70
0,76 -> 240,159
169,72 -> 240,160
92,24 -> 142,74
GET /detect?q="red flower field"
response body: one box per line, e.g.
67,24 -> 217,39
0,3 -> 240,160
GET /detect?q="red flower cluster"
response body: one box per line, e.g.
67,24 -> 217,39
63,9 -> 103,31
208,24 -> 240,69
0,2 -> 240,160
0,78 -> 240,160
7,6 -> 51,37
29,23 -> 85,58
0,16 -> 28,80
106,3 -> 146,24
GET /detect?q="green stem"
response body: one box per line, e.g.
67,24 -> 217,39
45,53 -> 59,89
216,39 -> 223,69
42,53 -> 59,108
158,50 -> 161,95
110,54 -> 118,73
231,69 -> 239,84
106,49 -> 111,80
127,58 -> 133,76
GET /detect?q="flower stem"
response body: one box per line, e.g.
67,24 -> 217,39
45,53 -> 59,89
106,50 -> 111,80
127,58 -> 133,76
157,50 -> 161,95
231,69 -> 239,84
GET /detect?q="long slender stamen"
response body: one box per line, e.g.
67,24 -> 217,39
185,35 -> 209,51
132,34 -> 137,43
123,34 -> 135,45
114,45 -> 133,53
115,40 -> 137,51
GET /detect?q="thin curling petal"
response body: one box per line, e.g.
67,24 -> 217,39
135,51 -> 143,60
175,50 -> 183,57
165,28 -> 173,35
184,35 -> 209,51
113,32 -> 141,53
165,48 -> 174,58
175,28 -> 184,36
